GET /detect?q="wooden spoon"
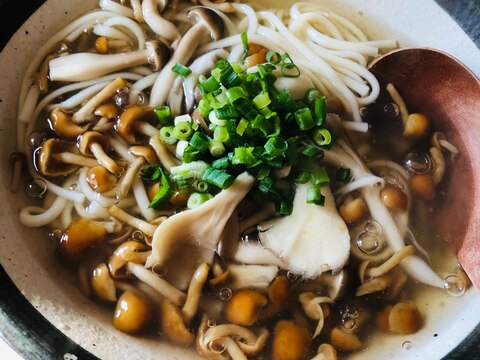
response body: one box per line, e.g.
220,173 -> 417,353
366,47 -> 480,288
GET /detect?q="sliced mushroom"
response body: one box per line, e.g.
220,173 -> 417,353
196,314 -> 225,360
355,276 -> 389,297
108,240 -> 150,278
37,139 -> 98,177
73,78 -> 127,123
227,264 -> 279,290
91,262 -> 117,302
182,263 -> 209,325
78,131 -> 121,174
118,157 -> 145,199
149,8 -> 224,106
160,298 -> 195,346
86,166 -> 118,193
49,107 -> 88,138
116,105 -> 159,144
58,218 -> 106,262
299,292 -> 333,338
49,41 -> 169,82
365,245 -> 416,279
272,320 -> 311,360
113,290 -> 151,334
225,289 -> 268,326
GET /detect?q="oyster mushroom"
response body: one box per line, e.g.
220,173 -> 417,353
182,263 -> 210,325
299,292 -> 333,338
91,262 -> 117,302
116,105 -> 159,144
49,107 -> 88,138
108,240 -> 151,278
142,0 -> 180,45
49,41 -> 169,82
78,131 -> 121,174
160,298 -> 195,346
145,172 -> 255,290
149,8 -> 224,106
38,139 -> 99,177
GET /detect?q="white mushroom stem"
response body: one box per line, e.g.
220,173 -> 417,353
299,293 -> 333,338
126,262 -> 186,306
72,77 -> 127,123
90,142 -> 120,174
356,276 -> 389,296
135,121 -> 159,137
235,328 -> 269,356
142,0 -> 181,45
227,264 -> 279,289
224,337 -> 248,360
54,152 -> 99,168
119,157 -> 145,198
107,205 -> 157,236
182,263 -> 209,325
99,0 -> 134,18
366,245 -> 416,279
132,178 -> 157,222
49,43 -> 162,82
149,135 -> 181,171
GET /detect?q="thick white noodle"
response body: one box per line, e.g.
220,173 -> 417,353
128,72 -> 158,104
18,85 -> 40,124
232,3 -> 258,34
60,201 -> 74,229
110,133 -> 136,162
43,177 -> 85,203
54,82 -> 109,110
132,178 -> 158,222
99,0 -> 134,18
19,196 -> 67,227
93,24 -> 132,42
103,16 -> 147,49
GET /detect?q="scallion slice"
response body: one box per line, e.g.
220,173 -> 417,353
202,167 -> 234,189
148,168 -> 173,209
311,167 -> 330,186
240,32 -> 249,64
264,136 -> 287,157
306,186 -> 325,205
209,140 -> 226,157
154,106 -> 171,125
187,192 -> 213,209
171,63 -> 192,78
159,126 -> 177,145
189,132 -> 210,153
174,122 -> 193,140
313,128 -> 332,146
193,179 -> 210,193
336,168 -> 351,182
294,108 -> 315,131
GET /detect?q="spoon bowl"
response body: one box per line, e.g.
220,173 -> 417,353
367,47 -> 480,288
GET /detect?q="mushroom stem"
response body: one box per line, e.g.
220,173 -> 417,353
49,41 -> 168,82
149,135 -> 180,171
182,263 -> 209,325
366,245 -> 416,279
54,152 -> 100,167
72,77 -> 126,123
224,337 -> 248,360
142,0 -> 181,45
119,156 -> 145,198
135,121 -> 159,137
149,8 -> 224,106
107,205 -> 157,236
90,142 -> 120,174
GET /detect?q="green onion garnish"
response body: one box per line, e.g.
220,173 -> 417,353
154,106 -> 171,125
313,96 -> 327,126
306,186 -> 325,205
264,137 -> 287,158
189,132 -> 210,153
301,144 -> 323,158
336,168 -> 351,182
193,179 -> 209,193
209,140 -> 226,157
311,167 -> 330,186
240,32 -> 249,64
148,168 -> 173,209
313,128 -> 332,146
202,167 -> 235,189
294,108 -> 315,131
159,126 -> 177,145
171,63 -> 192,78
174,122 -> 193,141
187,192 -> 213,209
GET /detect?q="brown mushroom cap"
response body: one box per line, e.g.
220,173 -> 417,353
49,108 -> 88,138
116,105 -> 157,144
78,131 -> 109,156
129,145 -> 158,164
108,240 -> 149,278
38,138 -> 79,177
94,103 -> 120,119
160,298 -> 195,346
59,218 -> 107,262
145,40 -> 170,71
187,8 -> 224,41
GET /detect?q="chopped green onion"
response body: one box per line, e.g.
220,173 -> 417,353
214,106 -> 241,119
240,32 -> 249,64
234,97 -> 258,121
294,108 -> 315,131
301,144 -> 323,158
170,161 -> 209,181
209,140 -> 226,157
187,192 -> 213,209
182,145 -> 199,163
311,167 -> 330,186
148,168 -> 173,210
202,167 -> 235,189
174,114 -> 192,125
159,126 -> 177,145
214,125 -> 229,143
313,96 -> 327,126
189,132 -> 210,153
154,106 -> 171,125
193,179 -> 209,193
199,75 -> 220,93
306,186 -> 325,205
286,137 -> 299,165
313,128 -> 332,146
176,140 -> 189,158
236,118 -> 249,136
276,200 -> 293,215
231,147 -> 257,167
209,111 -> 228,126
174,122 -> 193,140
252,92 -> 271,109
258,177 -> 274,193
281,62 -> 300,78
171,63 -> 192,78
264,137 -> 287,157
197,99 -> 212,118
217,59 -> 242,88
226,87 -> 246,104
256,166 -> 271,180
336,168 -> 351,182
212,156 -> 229,169
295,171 -> 310,184
305,88 -> 322,106
266,50 -> 281,64
251,114 -> 272,137
140,165 -> 163,181
211,67 -> 221,82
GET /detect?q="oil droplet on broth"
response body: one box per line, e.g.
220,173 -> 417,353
207,318 -> 217,328
152,263 -> 168,277
131,230 -> 145,242
69,183 -> 78,192
342,317 -> 357,330
356,232 -> 380,254
364,220 -> 382,236
218,287 -> 232,301
405,152 -> 432,174
402,341 -> 414,351
384,102 -> 400,117
48,229 -> 63,242
209,338 -> 227,354
443,274 -> 466,297
28,130 -> 48,149
26,178 -> 47,198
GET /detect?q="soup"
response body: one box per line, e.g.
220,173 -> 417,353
11,0 -> 470,359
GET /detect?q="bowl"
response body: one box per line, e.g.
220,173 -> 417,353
1,0 -> 480,359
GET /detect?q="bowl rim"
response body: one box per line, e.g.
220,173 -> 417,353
0,0 -> 479,359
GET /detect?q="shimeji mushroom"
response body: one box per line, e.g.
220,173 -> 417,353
225,289 -> 268,326
182,263 -> 210,325
108,240 -> 151,278
258,183 -> 350,278
49,41 -> 169,82
329,327 -> 362,352
149,8 -> 224,106
299,292 -> 333,338
38,139 -> 99,177
272,320 -> 311,360
142,0 -> 180,45
92,103 -> 120,132
49,107 -> 88,138
59,218 -> 107,262
79,131 -> 121,174
159,298 -> 195,346
86,166 -> 118,193
113,290 -> 151,334
91,262 -> 117,302
116,105 -> 159,144
145,172 -> 255,290
376,302 -> 422,334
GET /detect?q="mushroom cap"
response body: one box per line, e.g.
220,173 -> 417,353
145,40 -> 170,72
78,131 -> 109,156
116,105 -> 157,144
38,138 -> 79,177
94,103 -> 120,119
187,8 -> 224,41
59,218 -> 107,262
129,145 -> 158,164
49,107 -> 88,138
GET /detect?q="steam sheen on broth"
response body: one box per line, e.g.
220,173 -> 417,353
12,0 -> 469,359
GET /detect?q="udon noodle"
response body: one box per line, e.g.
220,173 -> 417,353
13,0 -> 467,359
